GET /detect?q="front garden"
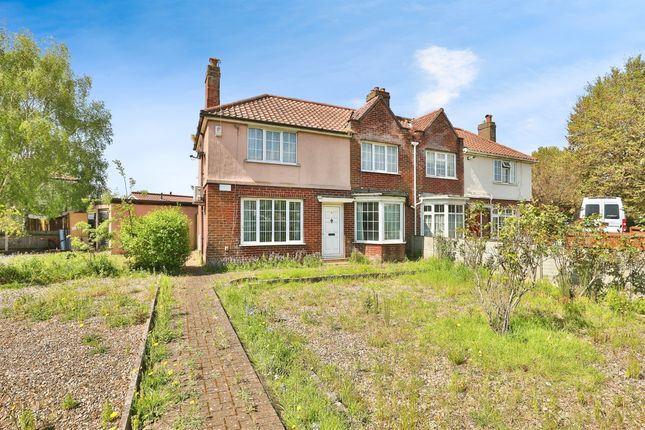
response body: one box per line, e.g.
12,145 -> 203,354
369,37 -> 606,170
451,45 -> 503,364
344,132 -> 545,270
217,258 -> 644,429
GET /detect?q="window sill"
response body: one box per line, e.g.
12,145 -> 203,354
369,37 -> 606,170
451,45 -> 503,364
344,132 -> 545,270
360,170 -> 400,176
240,241 -> 305,247
425,175 -> 458,180
245,159 -> 300,167
492,181 -> 517,186
353,241 -> 406,245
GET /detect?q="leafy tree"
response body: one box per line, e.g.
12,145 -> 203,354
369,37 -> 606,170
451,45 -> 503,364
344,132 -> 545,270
567,55 -> 645,220
0,29 -> 112,219
531,146 -> 582,215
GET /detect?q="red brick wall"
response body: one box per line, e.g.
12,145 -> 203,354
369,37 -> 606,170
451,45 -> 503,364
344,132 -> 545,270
203,183 -> 356,263
416,112 -> 464,196
349,99 -> 412,194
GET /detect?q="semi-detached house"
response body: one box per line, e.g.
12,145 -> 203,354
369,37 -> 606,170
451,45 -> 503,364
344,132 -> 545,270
193,58 -> 535,264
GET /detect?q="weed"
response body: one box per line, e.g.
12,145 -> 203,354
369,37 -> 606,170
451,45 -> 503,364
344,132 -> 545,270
131,276 -> 183,429
101,400 -> 118,427
82,333 -> 108,355
348,250 -> 370,264
17,409 -> 36,430
61,393 -> 80,410
625,354 -> 641,379
447,347 -> 468,366
448,372 -> 467,394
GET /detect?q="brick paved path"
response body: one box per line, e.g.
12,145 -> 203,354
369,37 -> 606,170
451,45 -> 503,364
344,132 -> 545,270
175,275 -> 284,430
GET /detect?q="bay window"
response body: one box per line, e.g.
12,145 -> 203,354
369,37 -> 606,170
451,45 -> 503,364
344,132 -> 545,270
361,142 -> 398,173
422,203 -> 465,238
241,198 -> 303,245
356,200 -> 404,243
426,151 -> 457,179
247,128 -> 297,164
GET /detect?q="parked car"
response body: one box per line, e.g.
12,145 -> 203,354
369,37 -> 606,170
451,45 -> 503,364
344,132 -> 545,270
579,197 -> 627,233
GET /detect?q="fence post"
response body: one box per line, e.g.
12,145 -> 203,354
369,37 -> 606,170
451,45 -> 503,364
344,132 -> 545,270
4,232 -> 8,252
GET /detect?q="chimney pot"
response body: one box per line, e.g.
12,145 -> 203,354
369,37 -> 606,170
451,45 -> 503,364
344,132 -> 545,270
366,86 -> 390,106
478,114 -> 497,141
205,57 -> 221,108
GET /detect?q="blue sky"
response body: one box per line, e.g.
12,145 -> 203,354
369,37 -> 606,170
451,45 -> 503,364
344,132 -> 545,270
2,0 -> 643,195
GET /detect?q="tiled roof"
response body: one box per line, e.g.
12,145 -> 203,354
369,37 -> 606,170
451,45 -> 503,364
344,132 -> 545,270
204,95 -> 353,133
455,128 -> 536,162
351,96 -> 380,120
411,108 -> 443,131
131,192 -> 194,203
202,94 -> 532,160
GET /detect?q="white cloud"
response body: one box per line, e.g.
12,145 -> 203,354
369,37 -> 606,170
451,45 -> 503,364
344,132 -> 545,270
415,46 -> 478,113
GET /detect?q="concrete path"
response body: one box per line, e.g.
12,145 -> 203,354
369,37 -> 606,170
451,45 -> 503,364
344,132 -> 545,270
175,275 -> 284,430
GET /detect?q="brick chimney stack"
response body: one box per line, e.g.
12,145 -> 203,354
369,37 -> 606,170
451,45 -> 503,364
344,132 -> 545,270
205,58 -> 221,108
366,87 -> 390,106
478,114 -> 496,142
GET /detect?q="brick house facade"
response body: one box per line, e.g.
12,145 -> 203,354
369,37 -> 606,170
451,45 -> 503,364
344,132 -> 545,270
193,58 -> 535,264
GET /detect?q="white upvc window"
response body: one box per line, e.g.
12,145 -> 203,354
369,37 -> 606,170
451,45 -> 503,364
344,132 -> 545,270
422,203 -> 465,239
247,128 -> 297,164
426,151 -> 457,179
241,198 -> 303,245
361,142 -> 398,174
494,160 -> 516,184
491,207 -> 515,237
355,200 -> 404,243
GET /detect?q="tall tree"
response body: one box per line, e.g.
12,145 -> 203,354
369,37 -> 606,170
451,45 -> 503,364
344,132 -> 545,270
567,55 -> 645,220
531,146 -> 582,216
0,29 -> 112,218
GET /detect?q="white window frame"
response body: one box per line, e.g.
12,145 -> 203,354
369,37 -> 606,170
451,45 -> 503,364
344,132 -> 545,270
240,198 -> 304,246
361,141 -> 399,174
247,127 -> 298,165
354,198 -> 405,244
494,159 -> 516,184
491,206 -> 515,238
426,150 -> 457,179
421,201 -> 465,238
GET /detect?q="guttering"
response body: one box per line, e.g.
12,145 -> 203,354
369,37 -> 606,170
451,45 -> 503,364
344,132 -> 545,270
411,141 -> 419,235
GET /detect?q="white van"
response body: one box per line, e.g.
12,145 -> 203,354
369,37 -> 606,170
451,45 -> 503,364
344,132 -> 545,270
579,197 -> 627,233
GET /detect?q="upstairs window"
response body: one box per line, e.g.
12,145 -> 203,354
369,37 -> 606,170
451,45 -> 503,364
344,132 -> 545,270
494,160 -> 515,184
426,151 -> 457,179
361,142 -> 398,173
247,128 -> 297,164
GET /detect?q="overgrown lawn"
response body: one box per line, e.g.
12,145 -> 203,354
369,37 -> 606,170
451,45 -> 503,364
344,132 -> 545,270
217,259 -> 644,429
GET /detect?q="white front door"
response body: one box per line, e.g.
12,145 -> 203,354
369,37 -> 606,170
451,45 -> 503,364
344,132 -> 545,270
322,205 -> 343,258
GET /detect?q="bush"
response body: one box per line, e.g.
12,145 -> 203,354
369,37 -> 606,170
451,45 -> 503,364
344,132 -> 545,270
120,208 -> 191,273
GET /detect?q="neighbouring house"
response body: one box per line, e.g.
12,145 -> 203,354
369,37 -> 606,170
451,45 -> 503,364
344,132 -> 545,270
93,192 -> 198,253
193,58 -> 535,263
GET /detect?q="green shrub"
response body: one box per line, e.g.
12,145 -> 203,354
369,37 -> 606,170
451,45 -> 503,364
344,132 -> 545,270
120,208 -> 191,274
349,250 -> 370,264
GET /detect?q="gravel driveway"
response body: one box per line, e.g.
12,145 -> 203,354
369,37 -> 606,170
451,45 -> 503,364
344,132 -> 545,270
0,281 -> 150,429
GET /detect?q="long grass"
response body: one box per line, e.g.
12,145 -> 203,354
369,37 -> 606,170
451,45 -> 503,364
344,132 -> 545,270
0,252 -> 129,287
131,276 -> 184,430
217,284 -> 361,429
4,279 -> 150,326
217,258 -> 645,429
